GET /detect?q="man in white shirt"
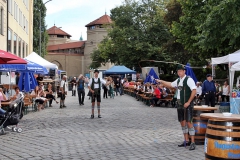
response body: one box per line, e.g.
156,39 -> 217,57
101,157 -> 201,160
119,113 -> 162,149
88,69 -> 110,119
60,75 -> 67,108
156,65 -> 196,150
195,82 -> 202,105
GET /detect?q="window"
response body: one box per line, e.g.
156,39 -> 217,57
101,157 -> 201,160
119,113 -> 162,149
0,7 -> 3,35
26,20 -> 28,34
18,37 -> 21,57
13,34 -> 17,55
89,26 -> 95,30
8,29 -> 12,52
26,0 -> 29,10
14,2 -> 18,22
22,41 -> 25,57
19,9 -> 22,26
26,43 -> 28,56
23,15 -> 25,30
8,0 -> 12,14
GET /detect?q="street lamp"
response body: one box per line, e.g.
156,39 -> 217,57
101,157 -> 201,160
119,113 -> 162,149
39,0 -> 53,57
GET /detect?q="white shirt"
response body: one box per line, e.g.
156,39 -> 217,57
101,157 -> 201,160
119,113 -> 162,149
60,80 -> 67,92
171,75 -> 196,99
88,77 -> 106,89
196,86 -> 202,95
222,85 -> 229,96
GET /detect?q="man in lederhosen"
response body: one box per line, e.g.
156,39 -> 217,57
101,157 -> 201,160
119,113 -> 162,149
156,65 -> 196,150
88,70 -> 110,119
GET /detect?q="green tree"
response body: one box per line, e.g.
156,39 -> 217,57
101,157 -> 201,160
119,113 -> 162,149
91,0 -> 171,72
33,0 -> 48,57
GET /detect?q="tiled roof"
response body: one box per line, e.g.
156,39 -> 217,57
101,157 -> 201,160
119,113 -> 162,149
85,14 -> 112,27
47,41 -> 85,51
47,25 -> 72,37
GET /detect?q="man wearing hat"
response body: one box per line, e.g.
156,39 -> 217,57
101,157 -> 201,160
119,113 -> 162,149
156,64 -> 197,150
202,74 -> 216,107
88,69 -> 110,119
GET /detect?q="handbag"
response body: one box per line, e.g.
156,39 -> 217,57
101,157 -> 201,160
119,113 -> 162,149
87,90 -> 92,97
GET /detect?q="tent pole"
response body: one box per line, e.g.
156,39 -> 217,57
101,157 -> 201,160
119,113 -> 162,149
229,62 -> 232,98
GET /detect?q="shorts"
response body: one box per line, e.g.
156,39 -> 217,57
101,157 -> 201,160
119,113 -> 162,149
35,99 -> 44,104
91,92 -> 101,102
60,93 -> 66,100
177,102 -> 194,122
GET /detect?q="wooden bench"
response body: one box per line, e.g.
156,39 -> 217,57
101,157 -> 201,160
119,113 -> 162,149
156,94 -> 174,107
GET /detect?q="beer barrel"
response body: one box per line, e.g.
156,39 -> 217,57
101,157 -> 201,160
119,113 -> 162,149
205,119 -> 240,160
192,109 -> 214,145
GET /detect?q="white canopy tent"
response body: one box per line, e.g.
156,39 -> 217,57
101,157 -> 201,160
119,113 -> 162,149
25,52 -> 58,70
231,61 -> 240,88
211,50 -> 240,92
211,49 -> 240,64
211,50 -> 240,114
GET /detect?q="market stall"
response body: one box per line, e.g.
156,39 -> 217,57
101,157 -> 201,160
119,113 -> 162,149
230,61 -> 240,114
211,49 -> 240,114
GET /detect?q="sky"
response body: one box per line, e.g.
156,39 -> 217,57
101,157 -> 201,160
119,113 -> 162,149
44,0 -> 125,41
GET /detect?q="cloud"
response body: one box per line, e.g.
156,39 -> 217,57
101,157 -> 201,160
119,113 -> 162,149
45,0 -> 124,40
45,0 -> 123,15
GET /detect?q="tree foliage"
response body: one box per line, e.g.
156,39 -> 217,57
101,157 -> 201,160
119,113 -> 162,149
90,0 -> 240,81
33,0 -> 48,57
91,0 -> 171,72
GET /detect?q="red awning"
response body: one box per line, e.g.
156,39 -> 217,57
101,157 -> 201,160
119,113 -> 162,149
0,50 -> 27,64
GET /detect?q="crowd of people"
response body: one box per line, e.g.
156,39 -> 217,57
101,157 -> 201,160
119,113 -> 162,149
0,66 -> 238,152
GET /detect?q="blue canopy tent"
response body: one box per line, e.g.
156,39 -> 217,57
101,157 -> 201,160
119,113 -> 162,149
185,63 -> 198,83
0,59 -> 48,74
103,66 -> 136,74
144,68 -> 159,84
0,59 -> 47,93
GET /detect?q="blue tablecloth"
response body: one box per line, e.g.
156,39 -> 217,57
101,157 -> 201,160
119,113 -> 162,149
230,97 -> 240,114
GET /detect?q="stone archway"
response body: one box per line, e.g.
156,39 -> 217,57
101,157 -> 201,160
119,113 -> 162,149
51,60 -> 63,70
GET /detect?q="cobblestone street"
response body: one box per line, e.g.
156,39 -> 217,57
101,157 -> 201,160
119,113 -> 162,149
0,90 -> 205,160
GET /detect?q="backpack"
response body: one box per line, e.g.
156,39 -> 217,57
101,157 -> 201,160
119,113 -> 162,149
78,79 -> 85,90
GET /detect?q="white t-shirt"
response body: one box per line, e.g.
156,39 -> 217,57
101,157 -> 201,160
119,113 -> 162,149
222,85 -> 229,96
196,86 -> 202,95
60,80 -> 67,92
171,75 -> 196,99
88,77 -> 106,89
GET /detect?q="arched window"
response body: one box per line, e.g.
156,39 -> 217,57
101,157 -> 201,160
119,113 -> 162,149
0,7 -> 3,35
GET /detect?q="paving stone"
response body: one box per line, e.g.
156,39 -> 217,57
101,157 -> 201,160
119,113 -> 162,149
0,89 -> 205,159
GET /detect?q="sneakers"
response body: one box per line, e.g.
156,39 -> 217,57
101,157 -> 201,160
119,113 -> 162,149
82,103 -> 84,105
60,105 -> 63,109
178,141 -> 191,147
150,105 -> 154,107
63,105 -> 67,108
91,115 -> 102,118
189,143 -> 196,150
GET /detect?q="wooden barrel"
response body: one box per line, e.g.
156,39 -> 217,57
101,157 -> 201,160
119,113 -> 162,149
192,106 -> 217,145
205,119 -> 240,160
192,110 -> 212,145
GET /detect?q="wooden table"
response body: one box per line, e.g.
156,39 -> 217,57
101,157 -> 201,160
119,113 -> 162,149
1,101 -> 12,106
192,106 -> 218,145
200,113 -> 240,160
201,113 -> 240,121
